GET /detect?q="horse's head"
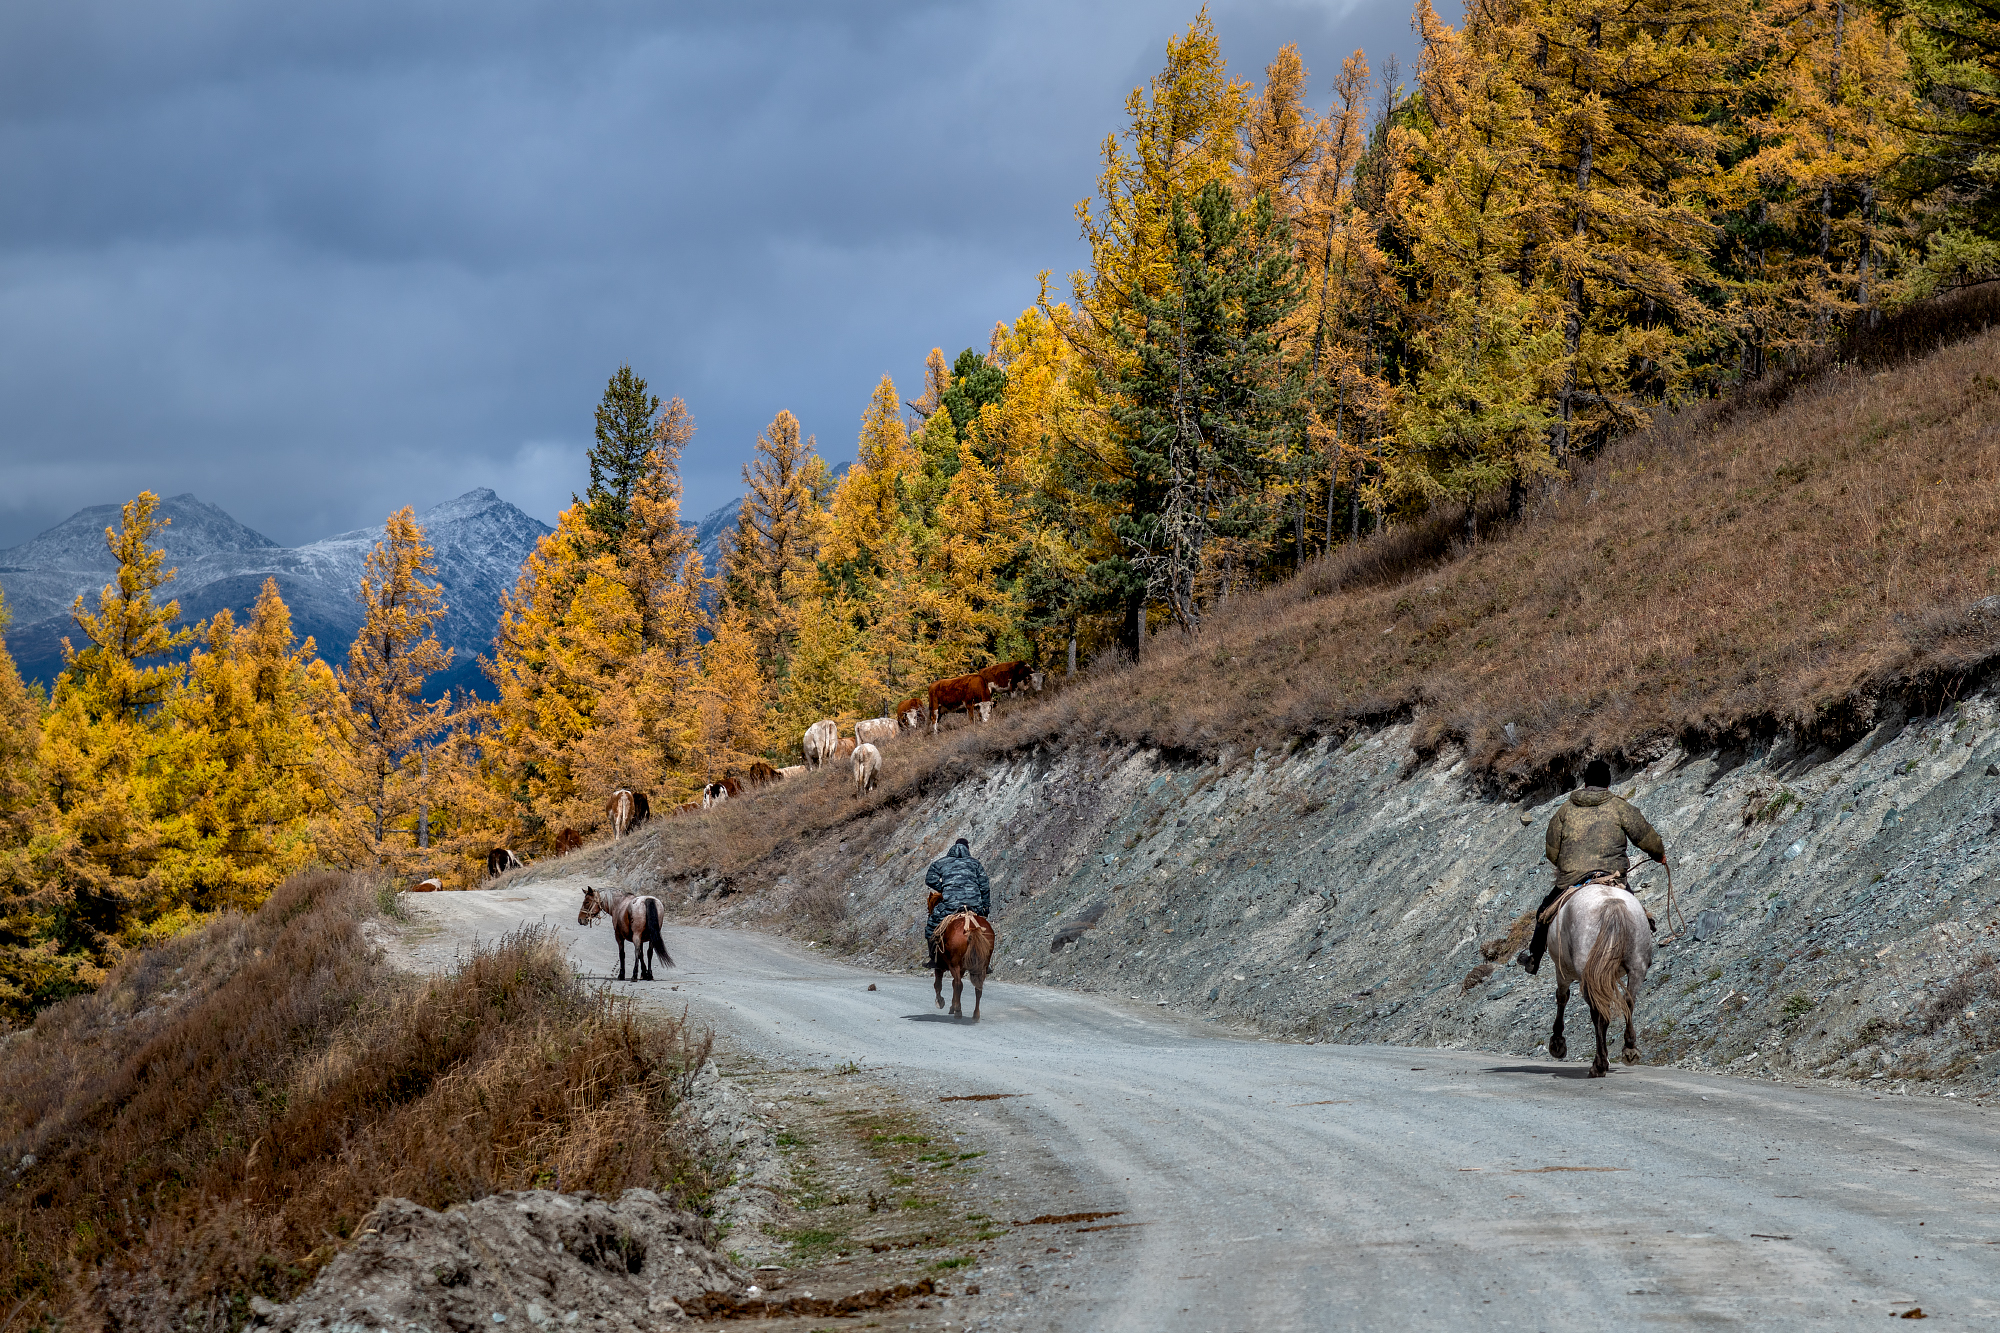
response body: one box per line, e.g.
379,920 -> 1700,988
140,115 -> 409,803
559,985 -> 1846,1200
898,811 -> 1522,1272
578,886 -> 604,925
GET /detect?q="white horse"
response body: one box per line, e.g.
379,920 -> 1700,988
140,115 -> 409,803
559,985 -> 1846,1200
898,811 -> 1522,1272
1545,883 -> 1652,1077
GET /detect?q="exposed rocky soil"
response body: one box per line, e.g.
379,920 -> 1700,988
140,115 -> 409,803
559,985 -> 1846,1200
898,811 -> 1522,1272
258,1190 -> 737,1332
589,691 -> 2000,1098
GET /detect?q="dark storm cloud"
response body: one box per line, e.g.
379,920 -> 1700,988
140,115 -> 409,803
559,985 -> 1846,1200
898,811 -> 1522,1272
0,0 -> 1436,550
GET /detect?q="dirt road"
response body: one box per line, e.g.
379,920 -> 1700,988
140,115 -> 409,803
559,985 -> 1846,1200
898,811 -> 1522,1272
396,879 -> 1999,1329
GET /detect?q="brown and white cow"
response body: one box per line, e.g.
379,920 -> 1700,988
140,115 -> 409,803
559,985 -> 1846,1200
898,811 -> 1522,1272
895,695 -> 926,731
486,847 -> 523,879
552,827 -> 584,856
833,736 -> 857,762
855,716 -> 896,748
411,877 -> 442,893
743,760 -> 780,787
853,741 -> 882,792
927,673 -> 992,732
977,660 -> 1040,697
803,718 -> 839,768
702,775 -> 742,810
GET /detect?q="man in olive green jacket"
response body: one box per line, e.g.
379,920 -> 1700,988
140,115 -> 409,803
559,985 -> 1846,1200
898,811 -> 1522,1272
1518,758 -> 1667,975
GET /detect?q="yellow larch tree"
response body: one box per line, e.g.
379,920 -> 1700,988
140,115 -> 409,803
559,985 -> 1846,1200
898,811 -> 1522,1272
1075,9 -> 1250,334
153,579 -> 322,914
777,591 -> 877,749
484,505 -> 602,839
319,508 -> 454,874
690,605 -> 771,778
35,492 -> 195,980
1489,0 -> 1743,453
0,591 -> 58,1020
818,374 -> 925,711
722,408 -> 827,675
1730,0 -> 1911,367
1387,0 -> 1564,520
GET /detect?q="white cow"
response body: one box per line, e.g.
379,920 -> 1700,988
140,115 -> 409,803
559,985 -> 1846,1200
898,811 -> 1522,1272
803,718 -> 839,768
855,716 -> 897,748
778,764 -> 808,780
974,701 -> 994,723
853,742 -> 882,793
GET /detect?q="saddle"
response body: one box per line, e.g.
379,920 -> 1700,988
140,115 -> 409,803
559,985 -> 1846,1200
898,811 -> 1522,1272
1539,871 -> 1635,925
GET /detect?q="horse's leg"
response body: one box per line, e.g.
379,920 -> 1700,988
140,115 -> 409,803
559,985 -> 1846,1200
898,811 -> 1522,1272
971,974 -> 982,1022
1623,968 -> 1644,1064
934,960 -> 945,1010
1549,983 -> 1570,1060
950,964 -> 964,1018
617,933 -> 628,982
1588,1003 -> 1612,1078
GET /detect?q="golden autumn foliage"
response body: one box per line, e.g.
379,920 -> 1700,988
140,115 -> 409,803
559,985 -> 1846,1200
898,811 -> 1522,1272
0,0 -> 1969,1018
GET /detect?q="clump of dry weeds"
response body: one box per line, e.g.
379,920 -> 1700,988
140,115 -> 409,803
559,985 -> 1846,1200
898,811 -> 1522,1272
0,869 -> 715,1331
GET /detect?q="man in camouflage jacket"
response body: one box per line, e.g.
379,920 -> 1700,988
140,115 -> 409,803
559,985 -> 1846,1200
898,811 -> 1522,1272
923,837 -> 991,968
1519,758 -> 1667,975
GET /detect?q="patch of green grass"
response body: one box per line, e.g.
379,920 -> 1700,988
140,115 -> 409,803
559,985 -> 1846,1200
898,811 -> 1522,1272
930,1255 -> 976,1270
776,1131 -> 809,1148
1707,968 -> 1724,982
1782,993 -> 1814,1022
786,1226 -> 850,1260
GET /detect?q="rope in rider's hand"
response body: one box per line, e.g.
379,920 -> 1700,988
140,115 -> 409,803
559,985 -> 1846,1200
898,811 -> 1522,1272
1653,857 -> 1684,943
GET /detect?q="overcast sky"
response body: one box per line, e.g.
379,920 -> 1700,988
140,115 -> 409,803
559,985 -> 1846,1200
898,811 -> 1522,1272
0,0 -> 1440,551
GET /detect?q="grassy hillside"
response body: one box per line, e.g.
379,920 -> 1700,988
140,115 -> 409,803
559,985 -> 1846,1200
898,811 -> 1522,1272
632,292 -> 2000,884
0,872 -> 715,1329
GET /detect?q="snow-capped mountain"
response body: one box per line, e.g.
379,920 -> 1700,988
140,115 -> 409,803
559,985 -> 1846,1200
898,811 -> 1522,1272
0,490 -> 552,698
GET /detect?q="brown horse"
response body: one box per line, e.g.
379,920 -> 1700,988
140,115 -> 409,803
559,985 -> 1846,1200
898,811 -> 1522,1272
928,892 -> 996,1020
578,886 -> 674,981
1545,883 -> 1653,1076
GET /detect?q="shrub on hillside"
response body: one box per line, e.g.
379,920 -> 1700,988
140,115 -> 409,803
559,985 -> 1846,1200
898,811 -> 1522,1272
0,869 -> 715,1331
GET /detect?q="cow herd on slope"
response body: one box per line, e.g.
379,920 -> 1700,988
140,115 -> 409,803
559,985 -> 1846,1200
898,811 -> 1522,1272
414,658 -> 1050,893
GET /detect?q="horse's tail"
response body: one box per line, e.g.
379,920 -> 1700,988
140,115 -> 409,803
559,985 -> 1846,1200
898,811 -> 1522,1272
1581,903 -> 1633,1024
966,918 -> 994,989
644,898 -> 674,969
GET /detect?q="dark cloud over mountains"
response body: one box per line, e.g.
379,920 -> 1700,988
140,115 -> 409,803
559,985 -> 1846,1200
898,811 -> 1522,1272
0,0 -> 1432,553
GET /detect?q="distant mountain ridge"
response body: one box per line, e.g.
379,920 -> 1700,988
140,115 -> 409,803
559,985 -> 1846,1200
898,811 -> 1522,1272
0,490 -> 749,698
0,491 -> 553,699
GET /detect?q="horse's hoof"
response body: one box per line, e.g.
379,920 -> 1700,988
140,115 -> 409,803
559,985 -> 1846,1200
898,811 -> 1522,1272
1588,1066 -> 1608,1078
1549,1040 -> 1567,1060
1623,1048 -> 1641,1065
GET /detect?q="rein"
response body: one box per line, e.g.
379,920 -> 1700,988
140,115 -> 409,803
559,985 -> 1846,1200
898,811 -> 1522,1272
1652,861 -> 1686,942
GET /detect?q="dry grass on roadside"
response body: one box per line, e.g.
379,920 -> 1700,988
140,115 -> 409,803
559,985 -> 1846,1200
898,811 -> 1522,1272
0,869 -> 716,1332
644,293 -> 2000,887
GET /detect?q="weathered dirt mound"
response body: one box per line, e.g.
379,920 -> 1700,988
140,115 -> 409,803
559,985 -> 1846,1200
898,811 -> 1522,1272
260,1189 -> 742,1331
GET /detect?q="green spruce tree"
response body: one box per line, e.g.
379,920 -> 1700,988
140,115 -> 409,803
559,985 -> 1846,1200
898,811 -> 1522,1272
579,364 -> 663,548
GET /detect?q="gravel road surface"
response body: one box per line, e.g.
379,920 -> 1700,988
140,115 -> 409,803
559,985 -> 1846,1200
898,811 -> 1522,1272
393,880 -> 2000,1330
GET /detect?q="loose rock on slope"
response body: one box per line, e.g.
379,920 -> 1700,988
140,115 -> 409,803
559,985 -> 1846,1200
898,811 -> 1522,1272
258,1189 -> 740,1331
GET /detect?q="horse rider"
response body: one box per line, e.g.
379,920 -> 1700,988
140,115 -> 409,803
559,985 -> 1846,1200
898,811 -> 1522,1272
923,836 -> 991,969
1518,758 -> 1667,975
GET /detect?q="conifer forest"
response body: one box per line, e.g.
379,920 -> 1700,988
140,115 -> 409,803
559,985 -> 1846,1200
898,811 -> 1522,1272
1,0 -> 1995,1017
